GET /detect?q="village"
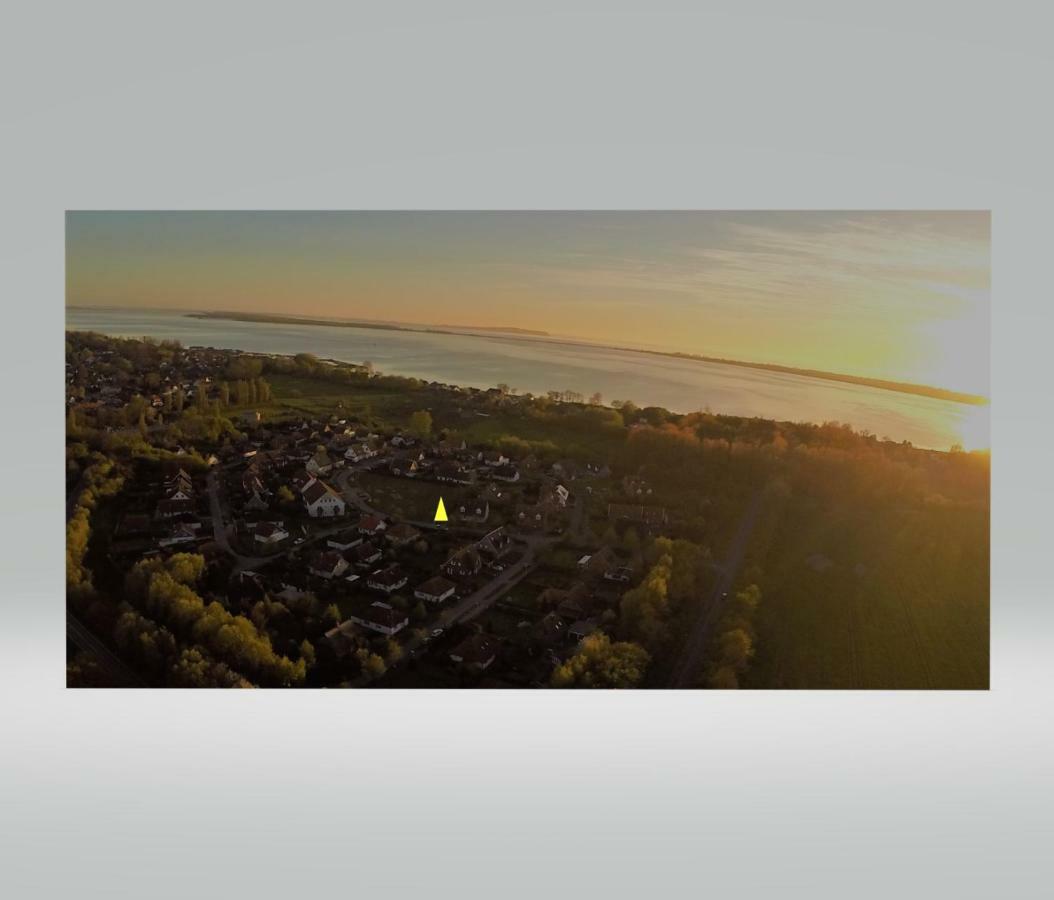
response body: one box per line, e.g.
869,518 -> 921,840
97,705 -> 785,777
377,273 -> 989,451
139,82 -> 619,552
127,412 -> 672,685
67,334 -> 674,688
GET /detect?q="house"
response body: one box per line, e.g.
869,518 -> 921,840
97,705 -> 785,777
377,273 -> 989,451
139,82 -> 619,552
386,523 -> 421,547
442,546 -> 483,579
348,541 -> 382,568
306,448 -> 334,477
347,600 -> 409,636
366,564 -> 408,594
326,529 -> 363,551
164,468 -> 193,497
343,438 -> 385,462
356,513 -> 387,536
540,482 -> 570,508
479,450 -> 509,467
253,521 -> 289,545
477,526 -> 511,560
491,464 -> 520,483
449,633 -> 499,671
301,478 -> 346,518
158,521 -> 199,547
604,566 -> 634,584
414,575 -> 457,604
309,550 -> 349,580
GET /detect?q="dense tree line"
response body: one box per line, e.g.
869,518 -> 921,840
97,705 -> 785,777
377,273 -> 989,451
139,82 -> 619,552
125,554 -> 306,687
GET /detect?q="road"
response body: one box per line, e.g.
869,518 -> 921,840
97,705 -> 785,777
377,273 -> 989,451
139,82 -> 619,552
668,490 -> 765,688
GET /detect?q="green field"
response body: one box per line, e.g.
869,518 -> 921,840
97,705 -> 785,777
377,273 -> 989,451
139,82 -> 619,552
356,471 -> 467,522
747,502 -> 989,689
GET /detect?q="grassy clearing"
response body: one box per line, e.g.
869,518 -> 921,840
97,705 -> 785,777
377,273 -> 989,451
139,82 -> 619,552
747,503 -> 989,689
356,472 -> 469,523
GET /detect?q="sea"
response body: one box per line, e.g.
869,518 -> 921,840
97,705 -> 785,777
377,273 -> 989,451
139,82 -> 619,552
65,307 -> 989,452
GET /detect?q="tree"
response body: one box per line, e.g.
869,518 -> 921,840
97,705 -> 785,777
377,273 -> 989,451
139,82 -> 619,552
409,410 -> 432,439
718,628 -> 753,671
357,649 -> 386,678
277,485 -> 296,506
708,666 -> 739,689
219,382 -> 231,407
550,632 -> 650,688
589,391 -> 603,406
299,639 -> 316,669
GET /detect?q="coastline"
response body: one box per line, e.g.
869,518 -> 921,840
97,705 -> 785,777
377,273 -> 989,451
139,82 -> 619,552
184,309 -> 987,407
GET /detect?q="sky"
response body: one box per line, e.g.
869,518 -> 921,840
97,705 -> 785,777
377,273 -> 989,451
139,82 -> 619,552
66,211 -> 990,396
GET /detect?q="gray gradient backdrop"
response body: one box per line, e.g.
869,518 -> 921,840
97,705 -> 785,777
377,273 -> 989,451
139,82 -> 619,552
1,2 -> 1051,898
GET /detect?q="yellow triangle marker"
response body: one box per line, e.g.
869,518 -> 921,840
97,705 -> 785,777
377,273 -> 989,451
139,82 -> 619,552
434,497 -> 448,523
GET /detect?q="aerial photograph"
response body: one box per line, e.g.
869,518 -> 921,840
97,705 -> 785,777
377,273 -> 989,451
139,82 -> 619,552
65,211 -> 990,689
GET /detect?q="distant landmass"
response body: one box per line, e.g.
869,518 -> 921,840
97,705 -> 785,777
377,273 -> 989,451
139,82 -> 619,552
187,310 -> 987,406
188,310 -> 549,337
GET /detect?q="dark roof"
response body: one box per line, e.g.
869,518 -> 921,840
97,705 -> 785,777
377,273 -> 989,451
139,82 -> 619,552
302,479 -> 340,505
311,550 -> 346,572
368,564 -> 406,587
416,575 -> 456,597
349,541 -> 380,562
450,633 -> 500,666
351,600 -> 407,630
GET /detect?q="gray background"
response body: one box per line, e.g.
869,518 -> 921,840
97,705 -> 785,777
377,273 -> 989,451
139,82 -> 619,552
1,2 -> 1050,897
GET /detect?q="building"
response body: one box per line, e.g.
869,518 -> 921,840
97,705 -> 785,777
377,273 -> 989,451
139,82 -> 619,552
253,521 -> 289,545
449,633 -> 499,671
442,546 -> 484,579
347,600 -> 409,637
356,513 -> 387,536
348,541 -> 382,568
414,575 -> 457,604
366,564 -> 409,594
301,478 -> 346,518
309,551 -> 349,580
326,530 -> 363,551
306,448 -> 335,476
477,526 -> 511,560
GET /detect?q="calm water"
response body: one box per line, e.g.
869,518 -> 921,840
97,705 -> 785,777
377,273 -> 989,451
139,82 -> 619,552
66,307 -> 988,451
